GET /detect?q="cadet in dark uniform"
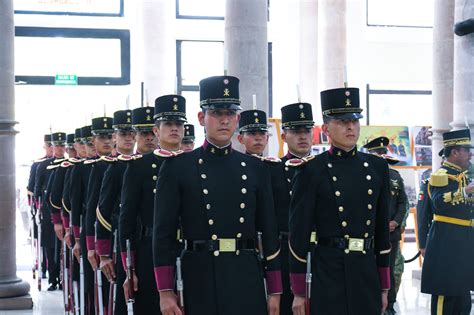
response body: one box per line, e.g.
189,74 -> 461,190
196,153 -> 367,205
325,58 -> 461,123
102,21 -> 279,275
181,123 -> 196,152
153,76 -> 282,315
421,129 -> 474,315
237,109 -> 269,156
27,134 -> 53,278
363,136 -> 408,315
70,125 -> 97,315
289,87 -> 391,315
37,132 -> 67,290
259,103 -> 315,315
97,106 -> 156,315
119,96 -> 186,314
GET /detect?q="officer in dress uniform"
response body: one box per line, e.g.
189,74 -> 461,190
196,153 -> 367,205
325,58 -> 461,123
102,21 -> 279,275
153,75 -> 282,315
97,106 -> 157,315
27,134 -> 53,279
363,136 -> 408,315
70,125 -> 98,315
417,148 -> 444,260
181,123 -> 196,152
421,129 -> 474,315
237,109 -> 269,156
119,96 -> 186,314
38,132 -> 67,290
289,87 -> 391,315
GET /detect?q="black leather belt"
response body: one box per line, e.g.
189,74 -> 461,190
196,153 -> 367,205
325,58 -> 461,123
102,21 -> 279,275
318,237 -> 374,252
184,239 -> 255,252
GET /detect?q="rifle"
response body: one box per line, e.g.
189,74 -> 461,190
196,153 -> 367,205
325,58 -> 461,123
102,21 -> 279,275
63,240 -> 70,314
257,232 -> 267,297
37,196 -> 42,291
125,239 -> 134,315
176,257 -> 185,314
108,231 -> 118,315
30,197 -> 37,281
79,216 -> 85,315
305,252 -> 312,315
97,268 -> 104,315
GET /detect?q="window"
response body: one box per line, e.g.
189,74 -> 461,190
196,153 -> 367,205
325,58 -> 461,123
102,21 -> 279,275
367,0 -> 433,28
15,27 -> 130,85
14,0 -> 124,17
176,0 -> 224,20
366,86 -> 432,126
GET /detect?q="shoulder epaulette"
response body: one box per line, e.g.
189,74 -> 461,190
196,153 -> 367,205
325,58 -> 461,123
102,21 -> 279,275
429,168 -> 448,187
60,161 -> 73,168
46,164 -> 60,170
154,149 -> 184,158
68,157 -> 83,164
251,154 -> 281,163
118,154 -> 134,162
53,158 -> 66,164
83,159 -> 97,165
285,155 -> 315,168
100,155 -> 117,163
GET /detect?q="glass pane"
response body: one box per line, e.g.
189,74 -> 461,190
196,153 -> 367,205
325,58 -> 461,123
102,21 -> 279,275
182,91 -> 205,145
15,37 -> 122,77
14,0 -> 121,15
181,41 -> 224,86
368,94 -> 432,126
178,0 -> 225,18
367,0 -> 433,27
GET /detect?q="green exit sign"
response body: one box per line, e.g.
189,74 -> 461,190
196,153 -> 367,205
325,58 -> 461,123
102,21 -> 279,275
55,75 -> 78,85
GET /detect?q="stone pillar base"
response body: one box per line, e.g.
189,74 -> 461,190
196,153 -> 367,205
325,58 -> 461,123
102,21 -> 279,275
0,278 -> 32,310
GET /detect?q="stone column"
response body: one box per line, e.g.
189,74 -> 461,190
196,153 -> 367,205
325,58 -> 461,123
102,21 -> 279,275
319,0 -> 346,90
142,0 -> 175,101
432,0 -> 454,167
453,0 -> 474,138
299,0 -> 319,112
225,0 -> 268,113
0,0 -> 32,309
225,0 -> 269,151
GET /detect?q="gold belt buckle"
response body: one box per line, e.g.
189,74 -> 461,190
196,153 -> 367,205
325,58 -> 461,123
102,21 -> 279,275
348,238 -> 364,252
219,239 -> 236,252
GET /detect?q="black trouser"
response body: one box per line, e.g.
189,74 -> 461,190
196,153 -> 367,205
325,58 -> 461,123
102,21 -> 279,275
388,240 -> 399,309
134,237 -> 161,314
46,237 -> 61,285
431,293 -> 472,315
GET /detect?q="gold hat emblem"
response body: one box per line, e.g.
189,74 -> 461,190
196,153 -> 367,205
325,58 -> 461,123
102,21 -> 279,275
146,115 -> 151,121
255,118 -> 260,123
173,104 -> 178,111
104,123 -> 108,128
345,99 -> 352,107
224,88 -> 230,97
127,118 -> 131,123
186,131 -> 189,135
300,112 -> 306,119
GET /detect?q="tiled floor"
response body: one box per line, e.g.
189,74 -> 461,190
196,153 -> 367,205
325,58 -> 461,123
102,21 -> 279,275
2,213 -> 472,314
